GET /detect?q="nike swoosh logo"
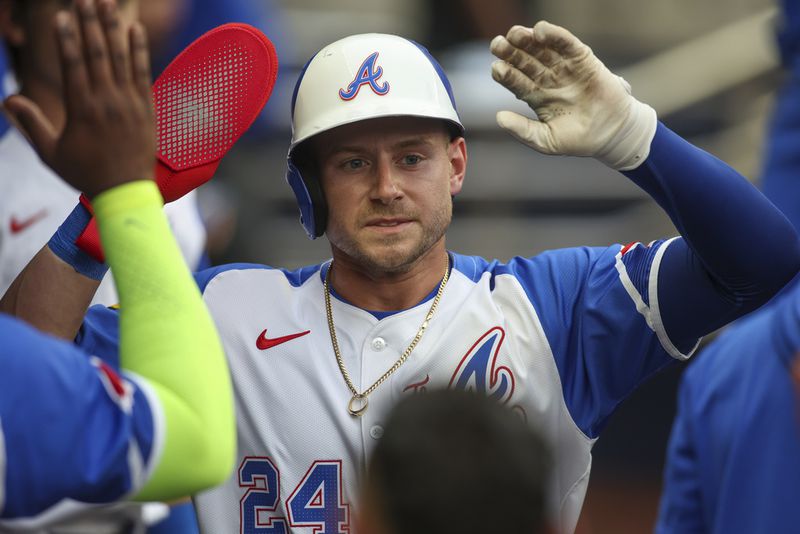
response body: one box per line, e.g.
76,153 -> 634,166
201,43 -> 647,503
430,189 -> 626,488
10,210 -> 48,234
256,328 -> 311,350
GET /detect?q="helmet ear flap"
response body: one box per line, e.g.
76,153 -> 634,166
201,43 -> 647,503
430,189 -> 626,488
303,170 -> 328,239
286,158 -> 328,239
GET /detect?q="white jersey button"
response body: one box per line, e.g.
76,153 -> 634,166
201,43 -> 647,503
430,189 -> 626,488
371,337 -> 387,351
369,425 -> 384,439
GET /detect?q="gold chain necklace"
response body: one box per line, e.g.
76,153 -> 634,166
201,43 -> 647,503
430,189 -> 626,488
324,256 -> 450,417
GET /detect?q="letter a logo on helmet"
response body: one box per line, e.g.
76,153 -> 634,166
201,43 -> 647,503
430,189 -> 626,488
287,33 -> 464,240
339,52 -> 390,100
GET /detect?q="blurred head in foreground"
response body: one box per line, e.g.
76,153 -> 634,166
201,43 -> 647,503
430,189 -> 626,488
360,389 -> 552,534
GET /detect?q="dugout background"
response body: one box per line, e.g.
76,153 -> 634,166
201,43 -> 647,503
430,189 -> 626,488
152,0 -> 787,531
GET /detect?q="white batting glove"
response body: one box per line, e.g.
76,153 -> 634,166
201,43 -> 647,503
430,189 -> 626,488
490,21 -> 657,171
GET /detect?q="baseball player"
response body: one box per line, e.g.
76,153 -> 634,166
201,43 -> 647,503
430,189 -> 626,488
5,19 -> 800,533
656,2 -> 800,531
0,0 -> 207,306
359,389 -> 552,534
0,4 -> 233,529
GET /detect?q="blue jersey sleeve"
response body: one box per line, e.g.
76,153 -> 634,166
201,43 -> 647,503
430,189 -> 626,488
625,123 -> 800,347
75,304 -> 122,366
0,315 -> 160,521
495,241 -> 679,438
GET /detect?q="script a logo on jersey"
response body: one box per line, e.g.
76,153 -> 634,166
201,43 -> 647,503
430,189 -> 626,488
449,327 -> 515,404
339,51 -> 390,100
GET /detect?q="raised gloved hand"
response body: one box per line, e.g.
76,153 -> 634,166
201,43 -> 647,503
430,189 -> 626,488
490,21 -> 657,171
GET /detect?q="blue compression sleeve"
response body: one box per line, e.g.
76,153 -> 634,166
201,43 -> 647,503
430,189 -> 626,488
623,123 -> 800,349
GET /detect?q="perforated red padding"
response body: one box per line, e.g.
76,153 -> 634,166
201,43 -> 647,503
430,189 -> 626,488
76,24 -> 278,262
155,23 -> 277,173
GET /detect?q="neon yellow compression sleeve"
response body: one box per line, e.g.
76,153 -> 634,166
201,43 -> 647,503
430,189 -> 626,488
92,180 -> 235,501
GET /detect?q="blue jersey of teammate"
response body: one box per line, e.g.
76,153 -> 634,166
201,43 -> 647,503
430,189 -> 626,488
657,5 -> 800,531
0,313 -> 159,529
655,287 -> 800,534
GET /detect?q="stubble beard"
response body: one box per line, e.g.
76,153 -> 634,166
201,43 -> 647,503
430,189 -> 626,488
332,204 -> 452,276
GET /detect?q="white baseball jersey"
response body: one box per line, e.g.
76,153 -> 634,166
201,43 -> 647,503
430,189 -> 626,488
0,127 -> 207,305
79,240 -> 695,533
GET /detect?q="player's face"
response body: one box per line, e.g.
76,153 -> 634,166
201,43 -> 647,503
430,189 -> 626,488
315,116 -> 467,274
0,0 -> 139,89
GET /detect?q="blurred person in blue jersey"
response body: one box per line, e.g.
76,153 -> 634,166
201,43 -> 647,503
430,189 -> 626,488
0,1 -> 234,530
656,3 -> 800,533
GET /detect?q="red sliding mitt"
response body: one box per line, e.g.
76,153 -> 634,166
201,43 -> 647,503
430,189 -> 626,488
76,23 -> 278,261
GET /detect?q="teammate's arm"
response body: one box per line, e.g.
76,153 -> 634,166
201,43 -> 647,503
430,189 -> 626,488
490,22 -> 800,349
0,244 -> 100,340
2,0 -> 234,502
95,182 -> 235,500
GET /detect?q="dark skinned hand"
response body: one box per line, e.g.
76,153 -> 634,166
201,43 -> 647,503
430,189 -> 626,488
3,0 -> 155,199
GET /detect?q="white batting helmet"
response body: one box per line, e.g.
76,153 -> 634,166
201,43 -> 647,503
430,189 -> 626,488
286,33 -> 464,239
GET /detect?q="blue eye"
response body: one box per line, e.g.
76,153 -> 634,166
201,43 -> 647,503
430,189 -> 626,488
403,155 -> 422,165
345,159 -> 365,170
